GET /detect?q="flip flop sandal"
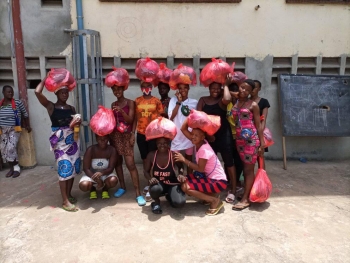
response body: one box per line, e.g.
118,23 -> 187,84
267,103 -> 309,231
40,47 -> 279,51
90,191 -> 97,200
225,191 -> 235,204
114,188 -> 126,198
5,170 -> 13,178
62,204 -> 78,212
145,191 -> 153,202
68,197 -> 77,204
151,202 -> 162,214
232,203 -> 250,211
102,191 -> 110,199
206,201 -> 224,216
136,195 -> 146,206
142,186 -> 149,195
12,171 -> 21,178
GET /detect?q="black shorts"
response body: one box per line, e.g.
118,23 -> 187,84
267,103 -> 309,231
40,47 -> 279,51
137,133 -> 157,160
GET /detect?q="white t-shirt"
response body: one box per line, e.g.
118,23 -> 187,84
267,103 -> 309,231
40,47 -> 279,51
168,96 -> 198,151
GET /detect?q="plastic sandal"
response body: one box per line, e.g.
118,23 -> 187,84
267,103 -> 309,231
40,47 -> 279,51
114,188 -> 126,198
225,191 -> 235,204
62,204 -> 78,212
68,197 -> 78,204
136,195 -> 146,206
142,186 -> 149,195
145,191 -> 153,202
151,202 -> 162,214
102,191 -> 110,199
205,201 -> 224,216
90,191 -> 97,200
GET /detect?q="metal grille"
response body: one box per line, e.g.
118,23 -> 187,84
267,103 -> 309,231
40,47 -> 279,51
68,29 -> 104,152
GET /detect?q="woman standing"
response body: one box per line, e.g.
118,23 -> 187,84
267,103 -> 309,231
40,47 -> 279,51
197,82 -> 237,204
168,83 -> 198,174
252,80 -> 270,169
158,82 -> 171,119
174,118 -> 227,216
109,84 -> 146,206
0,85 -> 31,178
135,81 -> 163,201
35,78 -> 81,212
231,79 -> 265,211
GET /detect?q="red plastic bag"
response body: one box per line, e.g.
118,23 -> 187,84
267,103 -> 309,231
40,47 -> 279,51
187,109 -> 221,136
200,58 -> 233,87
90,106 -> 116,136
249,158 -> 272,203
263,127 -> 274,148
156,63 -> 172,84
45,68 -> 76,93
169,64 -> 197,90
145,117 -> 177,141
135,57 -> 159,85
105,67 -> 130,89
230,71 -> 247,85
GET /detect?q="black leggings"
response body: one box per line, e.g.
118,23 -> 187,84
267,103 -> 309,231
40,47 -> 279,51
149,183 -> 186,208
210,130 -> 235,168
224,139 -> 243,183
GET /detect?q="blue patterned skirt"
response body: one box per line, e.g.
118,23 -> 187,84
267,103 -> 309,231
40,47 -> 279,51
50,127 -> 81,181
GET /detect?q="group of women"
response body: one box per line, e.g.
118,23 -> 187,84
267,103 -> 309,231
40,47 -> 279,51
0,60 -> 270,215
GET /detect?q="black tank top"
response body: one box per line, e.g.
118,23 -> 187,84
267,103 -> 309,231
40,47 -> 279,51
202,100 -> 230,137
50,104 -> 75,127
151,150 -> 179,185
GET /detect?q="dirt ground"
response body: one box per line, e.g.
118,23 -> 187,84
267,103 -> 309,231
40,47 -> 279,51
0,160 -> 349,263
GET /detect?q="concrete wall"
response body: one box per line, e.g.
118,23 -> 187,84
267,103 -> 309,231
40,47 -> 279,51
71,0 -> 350,58
76,0 -> 350,162
0,0 -> 73,165
1,0 -> 350,165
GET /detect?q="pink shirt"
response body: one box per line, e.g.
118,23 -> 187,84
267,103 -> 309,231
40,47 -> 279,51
196,142 -> 227,181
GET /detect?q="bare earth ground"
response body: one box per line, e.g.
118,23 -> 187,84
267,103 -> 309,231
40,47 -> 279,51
0,160 -> 349,263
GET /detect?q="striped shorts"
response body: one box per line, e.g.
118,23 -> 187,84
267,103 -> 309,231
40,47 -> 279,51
186,174 -> 228,194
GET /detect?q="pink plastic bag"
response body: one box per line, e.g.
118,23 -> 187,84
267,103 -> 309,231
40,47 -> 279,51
45,68 -> 76,93
230,71 -> 247,85
145,117 -> 177,141
263,127 -> 274,148
249,158 -> 272,203
105,67 -> 130,89
156,63 -> 172,84
169,64 -> 197,90
200,58 -> 233,87
90,106 -> 116,136
135,57 -> 159,85
187,109 -> 221,136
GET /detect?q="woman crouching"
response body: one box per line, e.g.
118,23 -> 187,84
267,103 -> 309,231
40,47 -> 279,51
174,118 -> 227,216
79,134 -> 118,199
144,117 -> 186,214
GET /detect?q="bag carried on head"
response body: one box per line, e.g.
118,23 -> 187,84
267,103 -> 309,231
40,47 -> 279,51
105,67 -> 130,89
45,68 -> 76,93
187,109 -> 221,136
145,117 -> 177,141
169,64 -> 197,90
200,58 -> 233,87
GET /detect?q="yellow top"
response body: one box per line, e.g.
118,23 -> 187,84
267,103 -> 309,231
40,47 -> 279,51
226,102 -> 236,138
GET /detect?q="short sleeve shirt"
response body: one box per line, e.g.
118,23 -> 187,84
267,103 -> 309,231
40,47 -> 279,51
135,96 -> 163,134
196,141 -> 227,181
0,99 -> 28,127
258,98 -> 270,116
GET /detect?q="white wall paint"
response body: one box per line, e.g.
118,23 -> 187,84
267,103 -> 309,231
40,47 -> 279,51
71,0 -> 350,58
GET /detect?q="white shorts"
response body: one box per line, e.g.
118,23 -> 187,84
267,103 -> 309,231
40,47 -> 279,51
79,174 -> 117,185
